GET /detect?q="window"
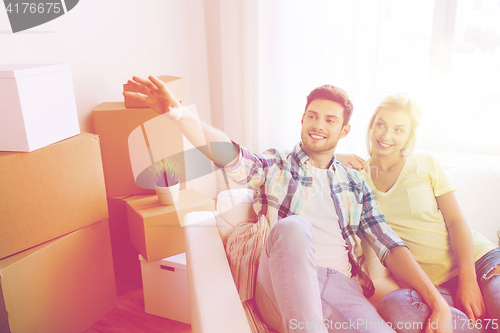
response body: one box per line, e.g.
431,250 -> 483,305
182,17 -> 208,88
256,0 -> 500,158
419,0 -> 500,155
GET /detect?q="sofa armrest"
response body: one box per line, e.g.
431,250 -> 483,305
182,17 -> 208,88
184,211 -> 252,333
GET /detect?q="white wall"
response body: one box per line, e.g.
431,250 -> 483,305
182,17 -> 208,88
0,0 -> 218,198
0,0 -> 211,132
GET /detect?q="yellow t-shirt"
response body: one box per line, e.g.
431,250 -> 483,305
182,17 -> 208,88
363,153 -> 496,285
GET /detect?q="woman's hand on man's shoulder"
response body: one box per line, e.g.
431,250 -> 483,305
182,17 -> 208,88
336,154 -> 369,172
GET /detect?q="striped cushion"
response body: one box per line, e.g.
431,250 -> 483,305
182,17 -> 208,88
225,215 -> 271,332
243,299 -> 271,333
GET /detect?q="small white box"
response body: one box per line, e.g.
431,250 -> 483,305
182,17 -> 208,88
0,63 -> 80,152
139,253 -> 190,324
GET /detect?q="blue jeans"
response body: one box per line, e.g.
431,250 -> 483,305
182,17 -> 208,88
378,248 -> 500,333
255,216 -> 395,333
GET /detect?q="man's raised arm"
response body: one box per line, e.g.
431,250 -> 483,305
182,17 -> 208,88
123,76 -> 239,167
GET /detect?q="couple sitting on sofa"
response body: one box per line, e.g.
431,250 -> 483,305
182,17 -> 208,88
124,76 -> 500,333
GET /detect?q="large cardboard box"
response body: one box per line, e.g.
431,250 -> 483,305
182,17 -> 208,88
0,133 -> 108,259
108,196 -> 142,285
127,189 -> 215,262
123,76 -> 186,108
0,219 -> 117,333
0,63 -> 80,152
139,253 -> 190,324
93,102 -> 186,197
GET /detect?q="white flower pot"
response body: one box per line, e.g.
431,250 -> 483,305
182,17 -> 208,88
155,182 -> 180,205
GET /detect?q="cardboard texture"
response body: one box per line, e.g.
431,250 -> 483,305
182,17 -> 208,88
0,219 -> 117,333
139,253 -> 190,324
0,133 -> 108,260
123,76 -> 186,108
107,196 -> 142,285
0,63 -> 80,152
127,189 -> 215,262
93,102 -> 185,197
128,113 -> 189,189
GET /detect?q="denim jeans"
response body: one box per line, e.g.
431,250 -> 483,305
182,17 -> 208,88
378,248 -> 500,333
254,215 -> 396,333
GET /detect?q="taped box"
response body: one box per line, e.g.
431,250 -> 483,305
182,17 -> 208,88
0,133 -> 108,259
0,63 -> 80,152
0,219 -> 117,333
127,189 -> 215,262
107,196 -> 142,285
93,102 -> 186,197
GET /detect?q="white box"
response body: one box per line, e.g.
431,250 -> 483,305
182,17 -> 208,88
139,253 -> 191,324
0,63 -> 80,152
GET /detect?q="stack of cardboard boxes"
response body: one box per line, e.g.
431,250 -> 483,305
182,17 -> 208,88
93,76 -> 215,324
0,64 -> 117,333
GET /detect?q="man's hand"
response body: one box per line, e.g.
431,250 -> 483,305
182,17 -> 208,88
336,153 -> 369,172
425,298 -> 453,333
123,76 -> 183,119
385,247 -> 453,333
455,278 -> 485,325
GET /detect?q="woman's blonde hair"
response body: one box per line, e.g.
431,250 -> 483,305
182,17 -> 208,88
366,93 -> 423,157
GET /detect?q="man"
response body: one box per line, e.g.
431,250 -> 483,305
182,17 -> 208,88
124,76 -> 452,333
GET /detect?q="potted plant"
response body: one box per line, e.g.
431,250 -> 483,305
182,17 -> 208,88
150,158 -> 181,205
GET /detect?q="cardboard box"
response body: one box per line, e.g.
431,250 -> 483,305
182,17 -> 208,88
0,133 -> 108,259
107,196 -> 142,285
127,189 -> 215,262
139,253 -> 190,324
0,63 -> 80,152
93,102 -> 186,196
123,76 -> 186,108
0,219 -> 117,333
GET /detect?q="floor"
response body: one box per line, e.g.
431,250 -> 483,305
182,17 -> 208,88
85,277 -> 192,333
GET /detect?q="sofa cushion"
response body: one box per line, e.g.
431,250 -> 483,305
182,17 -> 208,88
215,189 -> 257,245
225,215 -> 271,333
447,166 -> 500,246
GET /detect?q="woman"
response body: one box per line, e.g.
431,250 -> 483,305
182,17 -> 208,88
338,93 -> 499,333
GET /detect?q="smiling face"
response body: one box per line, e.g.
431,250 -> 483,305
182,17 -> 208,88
300,99 -> 350,162
370,108 -> 412,157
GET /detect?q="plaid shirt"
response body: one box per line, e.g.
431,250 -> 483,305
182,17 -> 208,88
223,141 -> 406,297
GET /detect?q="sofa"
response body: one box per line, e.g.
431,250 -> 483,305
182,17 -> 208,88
183,165 -> 500,333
